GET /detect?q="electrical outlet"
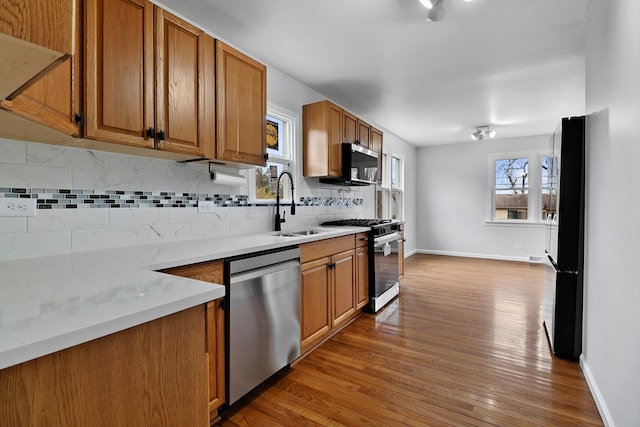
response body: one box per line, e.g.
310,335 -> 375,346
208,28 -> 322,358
198,200 -> 216,213
0,198 -> 37,217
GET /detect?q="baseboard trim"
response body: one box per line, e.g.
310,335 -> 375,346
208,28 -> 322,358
415,249 -> 531,263
580,355 -> 614,426
405,249 -> 417,258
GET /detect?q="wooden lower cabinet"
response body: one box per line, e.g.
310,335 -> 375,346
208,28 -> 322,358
356,245 -> 369,309
300,256 -> 332,351
331,249 -> 356,328
161,260 -> 225,419
0,306 -> 209,426
300,235 -> 362,355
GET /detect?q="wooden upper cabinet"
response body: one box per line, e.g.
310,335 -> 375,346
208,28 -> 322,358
85,0 -> 215,155
85,0 -> 155,148
0,0 -> 75,99
216,40 -> 267,166
357,119 -> 371,149
371,126 -> 383,184
0,0 -> 82,136
303,100 -> 343,178
343,109 -> 370,149
154,9 -> 214,157
342,110 -> 357,145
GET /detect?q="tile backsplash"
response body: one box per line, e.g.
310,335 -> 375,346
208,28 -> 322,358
0,138 -> 373,261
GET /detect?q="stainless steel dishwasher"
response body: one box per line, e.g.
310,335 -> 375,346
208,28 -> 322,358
226,247 -> 301,405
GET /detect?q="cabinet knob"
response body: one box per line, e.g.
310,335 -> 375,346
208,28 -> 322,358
158,130 -> 166,141
147,127 -> 155,139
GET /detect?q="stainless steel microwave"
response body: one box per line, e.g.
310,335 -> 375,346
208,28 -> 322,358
321,143 -> 378,186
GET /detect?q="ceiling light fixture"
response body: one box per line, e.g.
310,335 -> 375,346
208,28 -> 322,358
419,0 -> 435,9
470,126 -> 496,141
423,0 -> 445,22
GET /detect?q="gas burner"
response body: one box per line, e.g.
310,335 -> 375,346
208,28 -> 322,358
321,218 -> 392,227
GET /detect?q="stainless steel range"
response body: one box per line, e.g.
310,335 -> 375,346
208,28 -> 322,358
322,219 -> 402,312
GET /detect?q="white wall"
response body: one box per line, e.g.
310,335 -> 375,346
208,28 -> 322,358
415,135 -> 551,261
582,1 -> 640,425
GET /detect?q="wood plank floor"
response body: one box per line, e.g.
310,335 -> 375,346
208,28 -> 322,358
218,254 -> 603,426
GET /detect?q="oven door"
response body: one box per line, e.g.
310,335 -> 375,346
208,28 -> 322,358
371,231 -> 400,312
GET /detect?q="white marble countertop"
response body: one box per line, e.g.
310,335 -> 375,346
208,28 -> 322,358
0,226 -> 366,370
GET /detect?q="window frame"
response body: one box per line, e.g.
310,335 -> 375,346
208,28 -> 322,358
249,102 -> 298,204
377,150 -> 405,220
487,150 -> 549,225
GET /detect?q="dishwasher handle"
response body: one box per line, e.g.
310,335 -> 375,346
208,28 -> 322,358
228,247 -> 300,275
230,259 -> 300,285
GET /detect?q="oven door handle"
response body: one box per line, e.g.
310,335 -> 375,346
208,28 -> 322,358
373,232 -> 400,247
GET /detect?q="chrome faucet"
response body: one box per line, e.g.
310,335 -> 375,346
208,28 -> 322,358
274,171 -> 295,231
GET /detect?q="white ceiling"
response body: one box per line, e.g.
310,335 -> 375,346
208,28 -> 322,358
157,0 -> 591,146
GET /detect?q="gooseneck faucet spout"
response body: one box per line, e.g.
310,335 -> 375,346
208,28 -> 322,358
274,171 -> 295,231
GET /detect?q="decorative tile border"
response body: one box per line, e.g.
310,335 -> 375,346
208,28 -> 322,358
0,188 -> 363,209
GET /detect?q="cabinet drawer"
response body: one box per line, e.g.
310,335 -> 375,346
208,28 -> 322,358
300,235 -> 355,264
355,232 -> 369,247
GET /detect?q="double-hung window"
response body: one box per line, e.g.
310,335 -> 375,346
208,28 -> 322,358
489,150 -> 555,223
377,151 -> 404,220
250,103 -> 297,202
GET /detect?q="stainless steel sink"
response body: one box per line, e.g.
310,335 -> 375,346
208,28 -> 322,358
274,229 -> 326,237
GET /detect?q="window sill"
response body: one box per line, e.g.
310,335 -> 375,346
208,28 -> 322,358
484,220 -> 548,228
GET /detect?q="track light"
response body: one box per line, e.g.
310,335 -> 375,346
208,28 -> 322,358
470,126 -> 496,141
419,0 -> 435,9
423,0 -> 445,22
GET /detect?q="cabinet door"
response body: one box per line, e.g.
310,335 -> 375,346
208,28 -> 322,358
357,119 -> 371,149
216,41 -> 266,166
154,8 -> 214,157
85,0 -> 154,148
371,126 -> 383,185
302,100 -> 342,178
0,0 -> 82,136
160,260 -> 225,418
331,249 -> 356,328
355,246 -> 369,309
300,257 -> 331,352
342,110 -> 357,145
206,299 -> 226,415
327,102 -> 343,177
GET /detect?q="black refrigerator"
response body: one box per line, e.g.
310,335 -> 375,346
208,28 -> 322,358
543,116 -> 585,360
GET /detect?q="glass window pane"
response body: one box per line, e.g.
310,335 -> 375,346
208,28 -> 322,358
541,155 -> 558,220
495,157 -> 529,220
495,158 -> 529,191
391,156 -> 398,189
255,162 -> 290,200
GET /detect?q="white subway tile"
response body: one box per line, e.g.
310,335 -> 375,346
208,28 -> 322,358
27,143 -> 107,170
0,231 -> 71,261
191,221 -> 230,239
0,217 -> 26,234
109,207 -> 168,228
108,152 -> 168,175
168,207 -> 216,224
0,138 -> 26,164
141,223 -> 191,244
72,169 -> 140,191
27,208 -> 109,232
0,163 -> 71,189
71,227 -> 140,252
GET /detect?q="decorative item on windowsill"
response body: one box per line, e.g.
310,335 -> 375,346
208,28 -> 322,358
209,163 -> 245,186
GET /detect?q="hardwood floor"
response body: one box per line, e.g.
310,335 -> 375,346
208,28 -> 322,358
218,254 -> 602,426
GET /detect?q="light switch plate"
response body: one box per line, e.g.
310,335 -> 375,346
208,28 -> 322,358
0,198 -> 37,217
198,200 -> 216,213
